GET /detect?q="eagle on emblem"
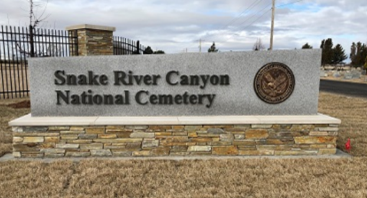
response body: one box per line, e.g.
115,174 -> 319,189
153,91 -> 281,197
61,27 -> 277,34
261,72 -> 287,97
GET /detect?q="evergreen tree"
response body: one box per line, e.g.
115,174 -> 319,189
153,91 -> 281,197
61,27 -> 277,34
153,50 -> 165,54
332,44 -> 347,64
351,42 -> 367,67
320,39 -> 325,64
320,39 -> 325,49
363,45 -> 367,67
350,42 -> 367,67
320,38 -> 333,65
364,55 -> 367,71
143,46 -> 153,54
355,42 -> 363,66
302,43 -> 313,49
208,42 -> 219,53
350,42 -> 356,64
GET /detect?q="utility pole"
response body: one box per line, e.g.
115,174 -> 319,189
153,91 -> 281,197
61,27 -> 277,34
269,0 -> 275,50
199,39 -> 202,52
194,39 -> 205,52
197,39 -> 205,53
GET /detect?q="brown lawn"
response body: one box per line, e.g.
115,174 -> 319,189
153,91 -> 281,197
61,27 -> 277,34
0,98 -> 30,157
0,92 -> 366,197
0,158 -> 366,197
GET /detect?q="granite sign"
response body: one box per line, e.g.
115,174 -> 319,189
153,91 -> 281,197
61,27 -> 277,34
29,50 -> 321,116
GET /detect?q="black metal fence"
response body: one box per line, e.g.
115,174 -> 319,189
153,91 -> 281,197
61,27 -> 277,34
0,25 -> 147,99
0,25 -> 78,99
113,36 -> 145,55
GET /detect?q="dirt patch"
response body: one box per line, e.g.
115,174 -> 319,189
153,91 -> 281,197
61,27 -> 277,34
0,97 -> 30,106
5,100 -> 30,108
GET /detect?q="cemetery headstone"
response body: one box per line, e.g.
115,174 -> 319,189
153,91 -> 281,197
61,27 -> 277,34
320,70 -> 327,77
351,70 -> 361,79
344,72 -> 353,79
333,72 -> 341,78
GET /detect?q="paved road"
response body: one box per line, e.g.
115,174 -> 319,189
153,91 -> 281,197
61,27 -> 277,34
320,79 -> 367,98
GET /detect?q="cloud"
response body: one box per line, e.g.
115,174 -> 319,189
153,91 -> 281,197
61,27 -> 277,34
0,0 -> 366,59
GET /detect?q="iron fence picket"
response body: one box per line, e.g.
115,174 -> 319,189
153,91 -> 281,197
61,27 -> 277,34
113,36 -> 145,55
0,25 -> 78,99
5,26 -> 13,98
21,26 -> 29,97
0,26 -> 4,99
1,25 -> 146,99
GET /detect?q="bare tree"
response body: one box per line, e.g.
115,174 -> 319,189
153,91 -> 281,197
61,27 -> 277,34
29,0 -> 49,29
253,38 -> 265,51
16,0 -> 50,57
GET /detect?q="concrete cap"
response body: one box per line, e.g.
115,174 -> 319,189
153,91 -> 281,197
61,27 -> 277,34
65,24 -> 116,32
9,113 -> 341,126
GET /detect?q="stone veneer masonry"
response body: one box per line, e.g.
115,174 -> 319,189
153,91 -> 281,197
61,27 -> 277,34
12,121 -> 339,158
66,24 -> 115,56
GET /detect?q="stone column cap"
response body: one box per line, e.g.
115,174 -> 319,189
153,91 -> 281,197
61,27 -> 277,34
66,24 -> 116,32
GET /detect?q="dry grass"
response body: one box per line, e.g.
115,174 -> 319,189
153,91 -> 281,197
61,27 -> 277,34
318,92 -> 367,156
1,158 -> 367,197
0,92 -> 367,197
0,144 -> 11,157
0,98 -> 30,157
0,99 -> 30,146
0,160 -> 74,197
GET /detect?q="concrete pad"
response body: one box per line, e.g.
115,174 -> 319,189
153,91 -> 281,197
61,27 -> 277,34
0,149 -> 352,163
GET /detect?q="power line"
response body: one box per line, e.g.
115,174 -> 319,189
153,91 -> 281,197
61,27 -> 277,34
221,0 -> 263,29
241,8 -> 272,31
239,0 -> 303,30
238,3 -> 272,26
223,4 -> 271,39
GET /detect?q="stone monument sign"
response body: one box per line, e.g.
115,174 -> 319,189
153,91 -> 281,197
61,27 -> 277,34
29,50 -> 320,116
8,24 -> 340,158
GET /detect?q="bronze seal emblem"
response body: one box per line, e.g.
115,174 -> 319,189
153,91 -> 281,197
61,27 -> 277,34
254,62 -> 295,104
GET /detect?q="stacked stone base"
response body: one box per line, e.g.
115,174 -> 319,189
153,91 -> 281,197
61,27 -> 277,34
12,123 -> 339,158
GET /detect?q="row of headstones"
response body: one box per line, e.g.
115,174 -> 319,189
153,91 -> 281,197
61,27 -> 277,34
320,69 -> 367,80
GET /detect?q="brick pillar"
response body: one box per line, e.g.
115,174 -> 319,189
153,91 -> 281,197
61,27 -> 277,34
66,24 -> 116,56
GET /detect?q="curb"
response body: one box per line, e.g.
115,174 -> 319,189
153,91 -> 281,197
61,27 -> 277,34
0,149 -> 352,163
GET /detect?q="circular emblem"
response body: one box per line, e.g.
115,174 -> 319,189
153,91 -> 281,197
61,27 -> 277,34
254,62 -> 295,104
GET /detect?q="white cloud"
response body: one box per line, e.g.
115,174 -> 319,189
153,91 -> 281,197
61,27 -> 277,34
0,0 -> 366,60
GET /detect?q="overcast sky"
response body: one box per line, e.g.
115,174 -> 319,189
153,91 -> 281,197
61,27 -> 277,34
1,0 -> 366,60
